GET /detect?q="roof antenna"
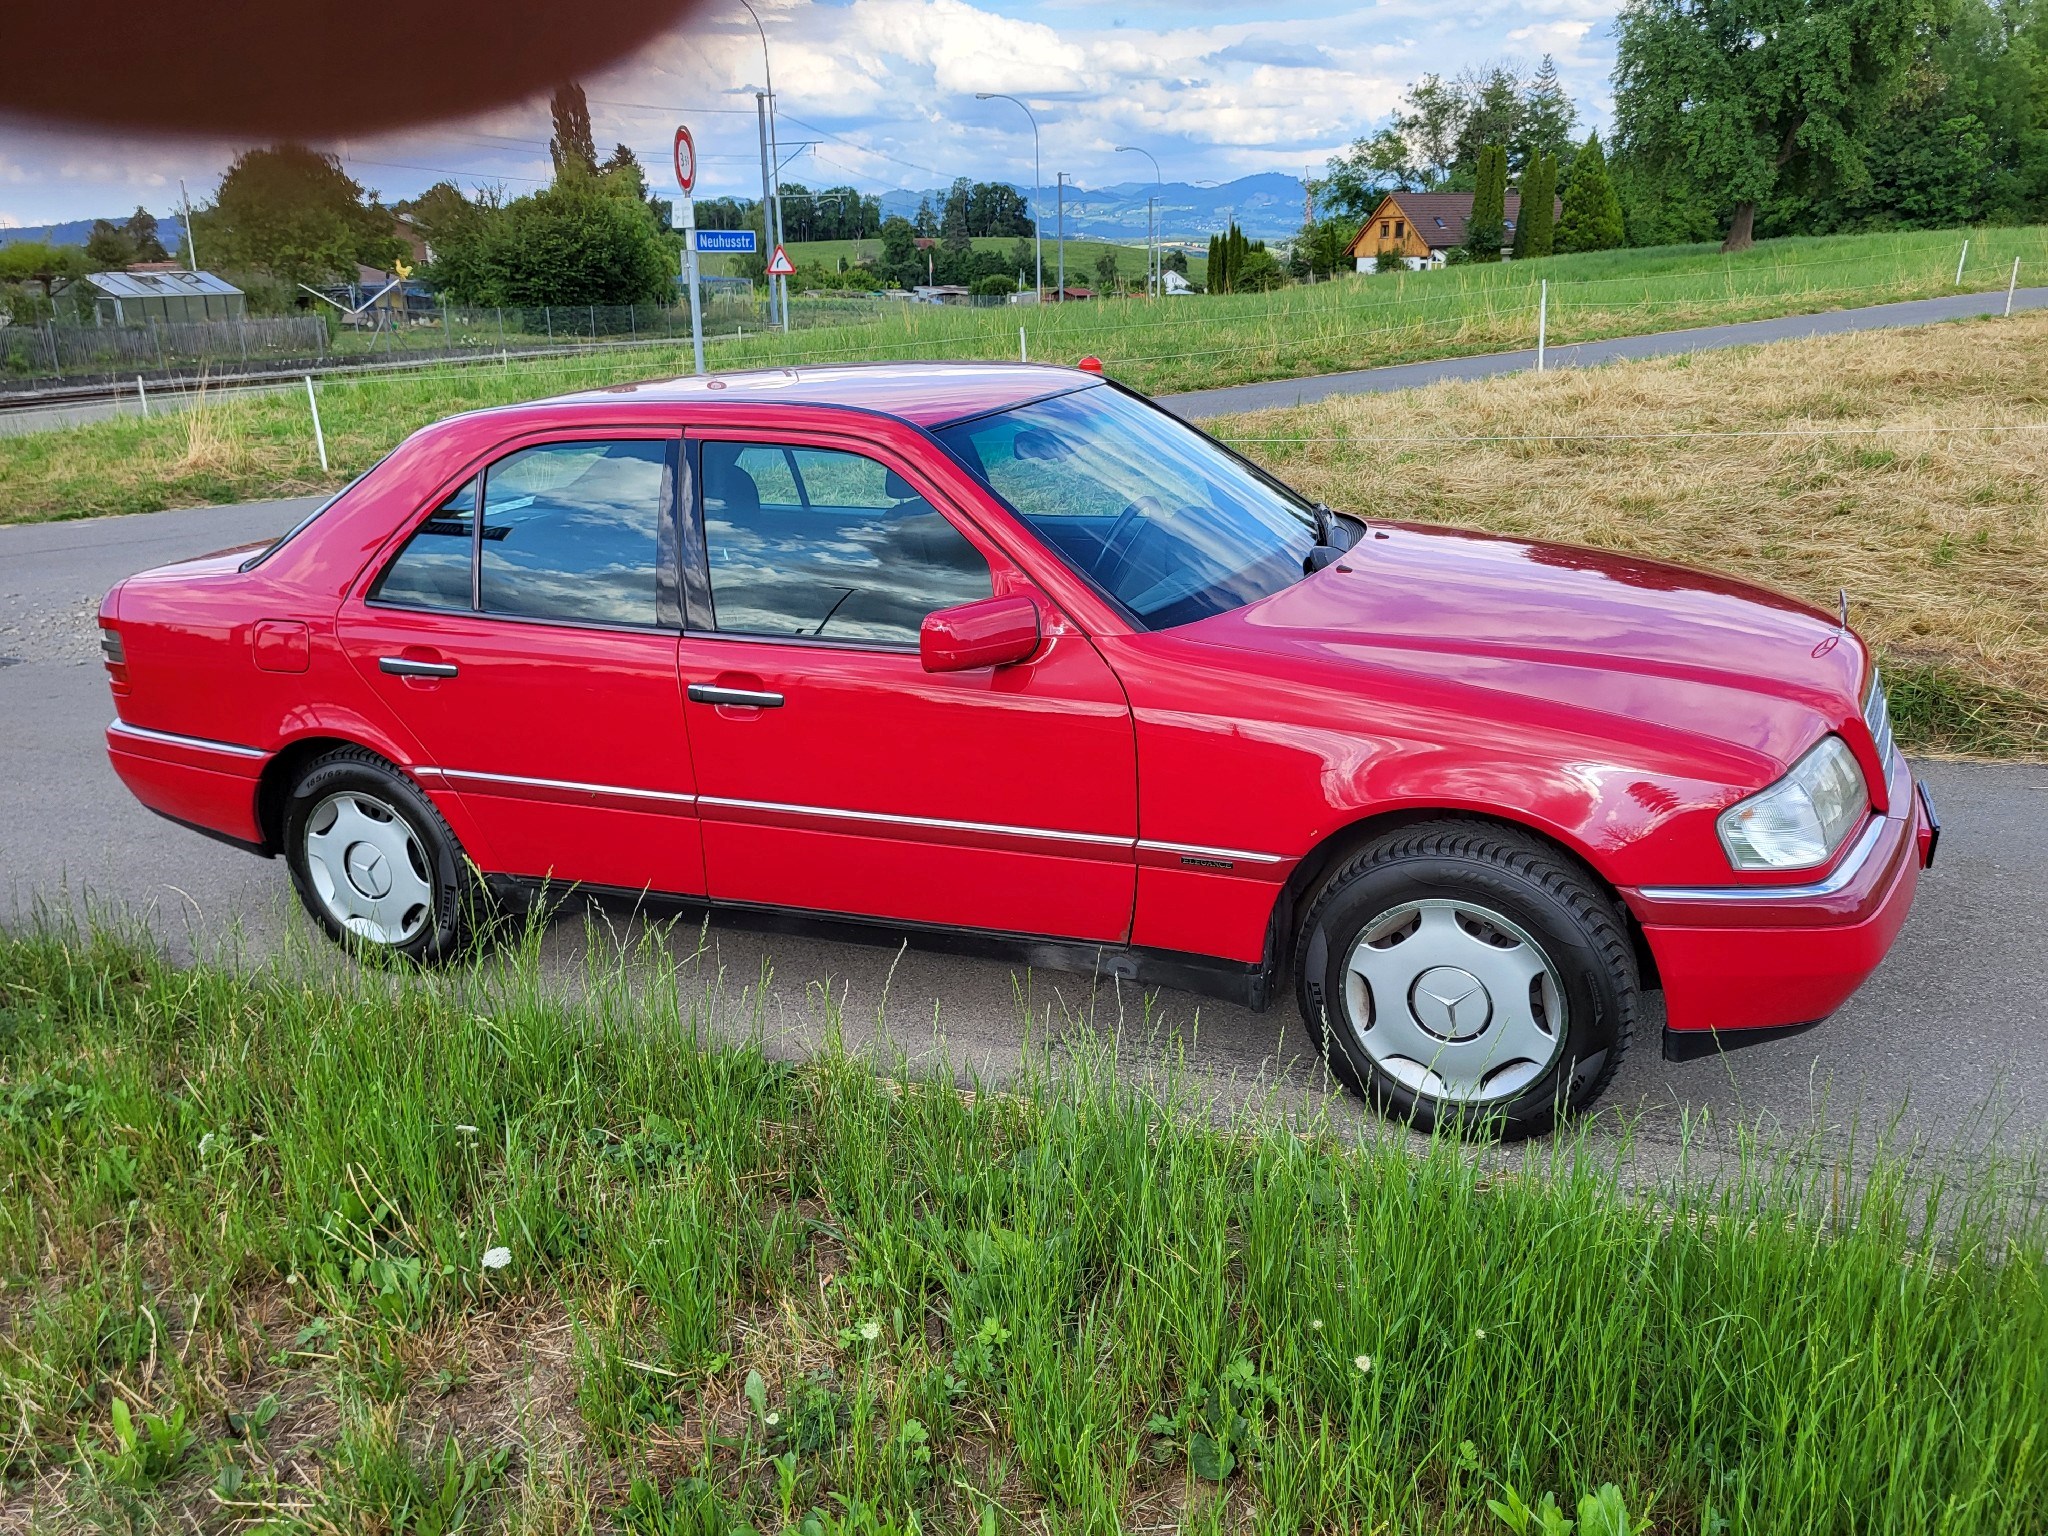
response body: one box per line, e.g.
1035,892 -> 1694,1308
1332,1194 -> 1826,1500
1838,588 -> 1850,629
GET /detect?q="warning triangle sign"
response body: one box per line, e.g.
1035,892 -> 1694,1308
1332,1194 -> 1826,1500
765,244 -> 796,277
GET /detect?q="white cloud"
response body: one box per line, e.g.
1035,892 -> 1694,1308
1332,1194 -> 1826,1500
0,0 -> 1621,223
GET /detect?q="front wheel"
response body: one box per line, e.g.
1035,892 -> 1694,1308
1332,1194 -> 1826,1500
1293,819 -> 1637,1138
282,747 -> 480,963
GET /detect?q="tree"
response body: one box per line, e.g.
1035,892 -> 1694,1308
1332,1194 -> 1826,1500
1289,216 -> 1361,278
1454,67 -> 1528,174
1556,132 -> 1625,251
549,82 -> 598,178
1466,144 -> 1508,261
913,197 -> 939,238
124,206 -> 169,262
1517,56 -> 1579,170
476,175 -> 671,305
1163,247 -> 1189,276
1094,247 -> 1122,294
877,215 -> 920,288
972,273 -> 1017,298
84,219 -> 134,270
1513,154 -> 1557,258
192,144 -> 401,289
0,240 -> 89,296
1613,0 -> 1942,250
941,177 -> 974,252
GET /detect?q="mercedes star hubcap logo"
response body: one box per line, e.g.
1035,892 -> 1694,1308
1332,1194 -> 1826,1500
345,842 -> 392,899
1412,966 -> 1492,1040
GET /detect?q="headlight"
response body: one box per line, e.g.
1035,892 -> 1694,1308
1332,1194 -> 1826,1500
1718,735 -> 1869,871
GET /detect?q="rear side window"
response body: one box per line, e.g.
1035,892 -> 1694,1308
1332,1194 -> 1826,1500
699,441 -> 991,646
372,440 -> 676,628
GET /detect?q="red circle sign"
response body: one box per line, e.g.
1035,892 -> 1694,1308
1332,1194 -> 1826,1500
673,125 -> 696,196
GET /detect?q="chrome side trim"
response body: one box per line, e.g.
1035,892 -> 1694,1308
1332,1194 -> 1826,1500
1138,838 -> 1289,867
434,767 -> 698,805
1636,816 -> 1890,903
108,719 -> 267,761
698,795 -> 1131,848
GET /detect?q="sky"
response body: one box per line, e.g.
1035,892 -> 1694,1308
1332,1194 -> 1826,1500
0,0 -> 1618,231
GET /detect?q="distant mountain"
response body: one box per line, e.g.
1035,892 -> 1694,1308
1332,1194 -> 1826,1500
0,215 -> 187,250
877,173 -> 1310,243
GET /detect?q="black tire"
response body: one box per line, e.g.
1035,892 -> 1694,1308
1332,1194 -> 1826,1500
1292,818 -> 1636,1138
281,746 -> 482,963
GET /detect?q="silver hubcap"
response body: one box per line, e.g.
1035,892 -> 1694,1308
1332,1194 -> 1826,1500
1342,899 -> 1566,1105
303,791 -> 434,946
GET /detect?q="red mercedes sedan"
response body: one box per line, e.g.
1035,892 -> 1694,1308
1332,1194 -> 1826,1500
98,363 -> 1936,1134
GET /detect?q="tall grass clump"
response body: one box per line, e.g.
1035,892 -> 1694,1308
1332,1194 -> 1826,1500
0,913 -> 2041,1531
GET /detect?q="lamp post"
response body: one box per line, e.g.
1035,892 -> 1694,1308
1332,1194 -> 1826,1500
975,92 -> 1041,303
737,0 -> 789,333
1114,145 -> 1161,297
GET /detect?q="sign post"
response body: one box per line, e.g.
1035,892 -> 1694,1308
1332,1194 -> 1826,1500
674,125 -> 705,376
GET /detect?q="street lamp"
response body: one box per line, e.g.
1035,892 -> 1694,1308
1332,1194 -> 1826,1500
976,92 -> 1042,304
1114,144 -> 1161,297
737,0 -> 789,333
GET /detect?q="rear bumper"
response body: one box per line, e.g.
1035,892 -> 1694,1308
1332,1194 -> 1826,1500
106,719 -> 268,850
1621,761 -> 1931,1049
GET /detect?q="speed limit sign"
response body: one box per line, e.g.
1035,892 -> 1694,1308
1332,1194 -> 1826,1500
673,125 -> 696,196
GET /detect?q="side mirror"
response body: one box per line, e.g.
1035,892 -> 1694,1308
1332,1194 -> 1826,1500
920,593 -> 1043,673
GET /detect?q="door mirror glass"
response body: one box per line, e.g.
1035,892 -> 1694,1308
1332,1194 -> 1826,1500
920,593 -> 1042,673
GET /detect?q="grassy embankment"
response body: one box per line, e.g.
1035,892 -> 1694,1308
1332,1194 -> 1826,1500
0,919 -> 2042,1533
1205,314 -> 2048,757
5,224 -> 2045,526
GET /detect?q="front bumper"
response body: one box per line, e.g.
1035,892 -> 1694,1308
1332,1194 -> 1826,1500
1621,759 -> 1932,1050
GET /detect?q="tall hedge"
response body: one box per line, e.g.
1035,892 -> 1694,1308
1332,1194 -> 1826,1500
1514,154 -> 1557,259
1557,132 -> 1625,253
1466,145 -> 1507,262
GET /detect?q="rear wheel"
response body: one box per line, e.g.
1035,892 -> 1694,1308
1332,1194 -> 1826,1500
282,747 -> 479,962
1293,819 -> 1636,1138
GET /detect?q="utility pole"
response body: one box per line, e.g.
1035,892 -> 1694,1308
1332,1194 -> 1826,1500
1056,172 -> 1068,300
755,94 -> 778,327
179,178 -> 198,272
740,0 -> 789,333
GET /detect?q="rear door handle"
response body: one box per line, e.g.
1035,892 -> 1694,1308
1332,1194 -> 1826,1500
688,683 -> 783,708
380,656 -> 459,679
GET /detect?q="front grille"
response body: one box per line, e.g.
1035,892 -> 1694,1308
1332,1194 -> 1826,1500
1864,670 -> 1899,779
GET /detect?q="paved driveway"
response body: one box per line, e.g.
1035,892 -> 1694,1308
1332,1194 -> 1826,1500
3,498 -> 2041,1164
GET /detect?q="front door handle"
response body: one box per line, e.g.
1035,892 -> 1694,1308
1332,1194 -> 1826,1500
688,683 -> 784,708
380,656 -> 459,679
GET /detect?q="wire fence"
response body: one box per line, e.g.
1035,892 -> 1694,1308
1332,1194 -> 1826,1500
0,296 -> 902,394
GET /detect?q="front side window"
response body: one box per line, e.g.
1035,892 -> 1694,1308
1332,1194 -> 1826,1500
371,440 -> 673,627
934,385 -> 1318,629
699,441 -> 991,646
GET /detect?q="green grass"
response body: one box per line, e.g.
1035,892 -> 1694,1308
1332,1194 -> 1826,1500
8,223 -> 2048,527
699,235 -> 1202,285
0,916 -> 2042,1532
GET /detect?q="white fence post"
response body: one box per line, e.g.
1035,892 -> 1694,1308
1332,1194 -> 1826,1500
1020,326 -> 1028,363
136,375 -> 149,417
1535,280 -> 1548,372
2006,257 -> 2020,317
1956,239 -> 1969,286
305,376 -> 329,472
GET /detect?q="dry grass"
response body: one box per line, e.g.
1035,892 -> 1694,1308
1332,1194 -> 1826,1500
1217,311 -> 2048,757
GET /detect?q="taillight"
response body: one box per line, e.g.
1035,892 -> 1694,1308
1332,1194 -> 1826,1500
100,625 -> 130,696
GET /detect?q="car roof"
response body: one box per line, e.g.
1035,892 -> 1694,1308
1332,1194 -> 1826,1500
542,360 -> 1098,428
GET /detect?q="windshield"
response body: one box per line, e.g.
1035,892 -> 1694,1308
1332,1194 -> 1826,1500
934,385 -> 1319,629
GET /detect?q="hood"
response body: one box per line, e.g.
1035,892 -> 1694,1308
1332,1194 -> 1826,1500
1191,521 -> 1867,775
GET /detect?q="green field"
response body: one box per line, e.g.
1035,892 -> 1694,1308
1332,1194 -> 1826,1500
7,224 -> 2048,531
2,918 -> 2042,1532
700,235 -> 1206,286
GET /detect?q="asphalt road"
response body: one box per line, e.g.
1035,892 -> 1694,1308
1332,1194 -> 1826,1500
1166,285 -> 2048,417
4,497 -> 2044,1164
